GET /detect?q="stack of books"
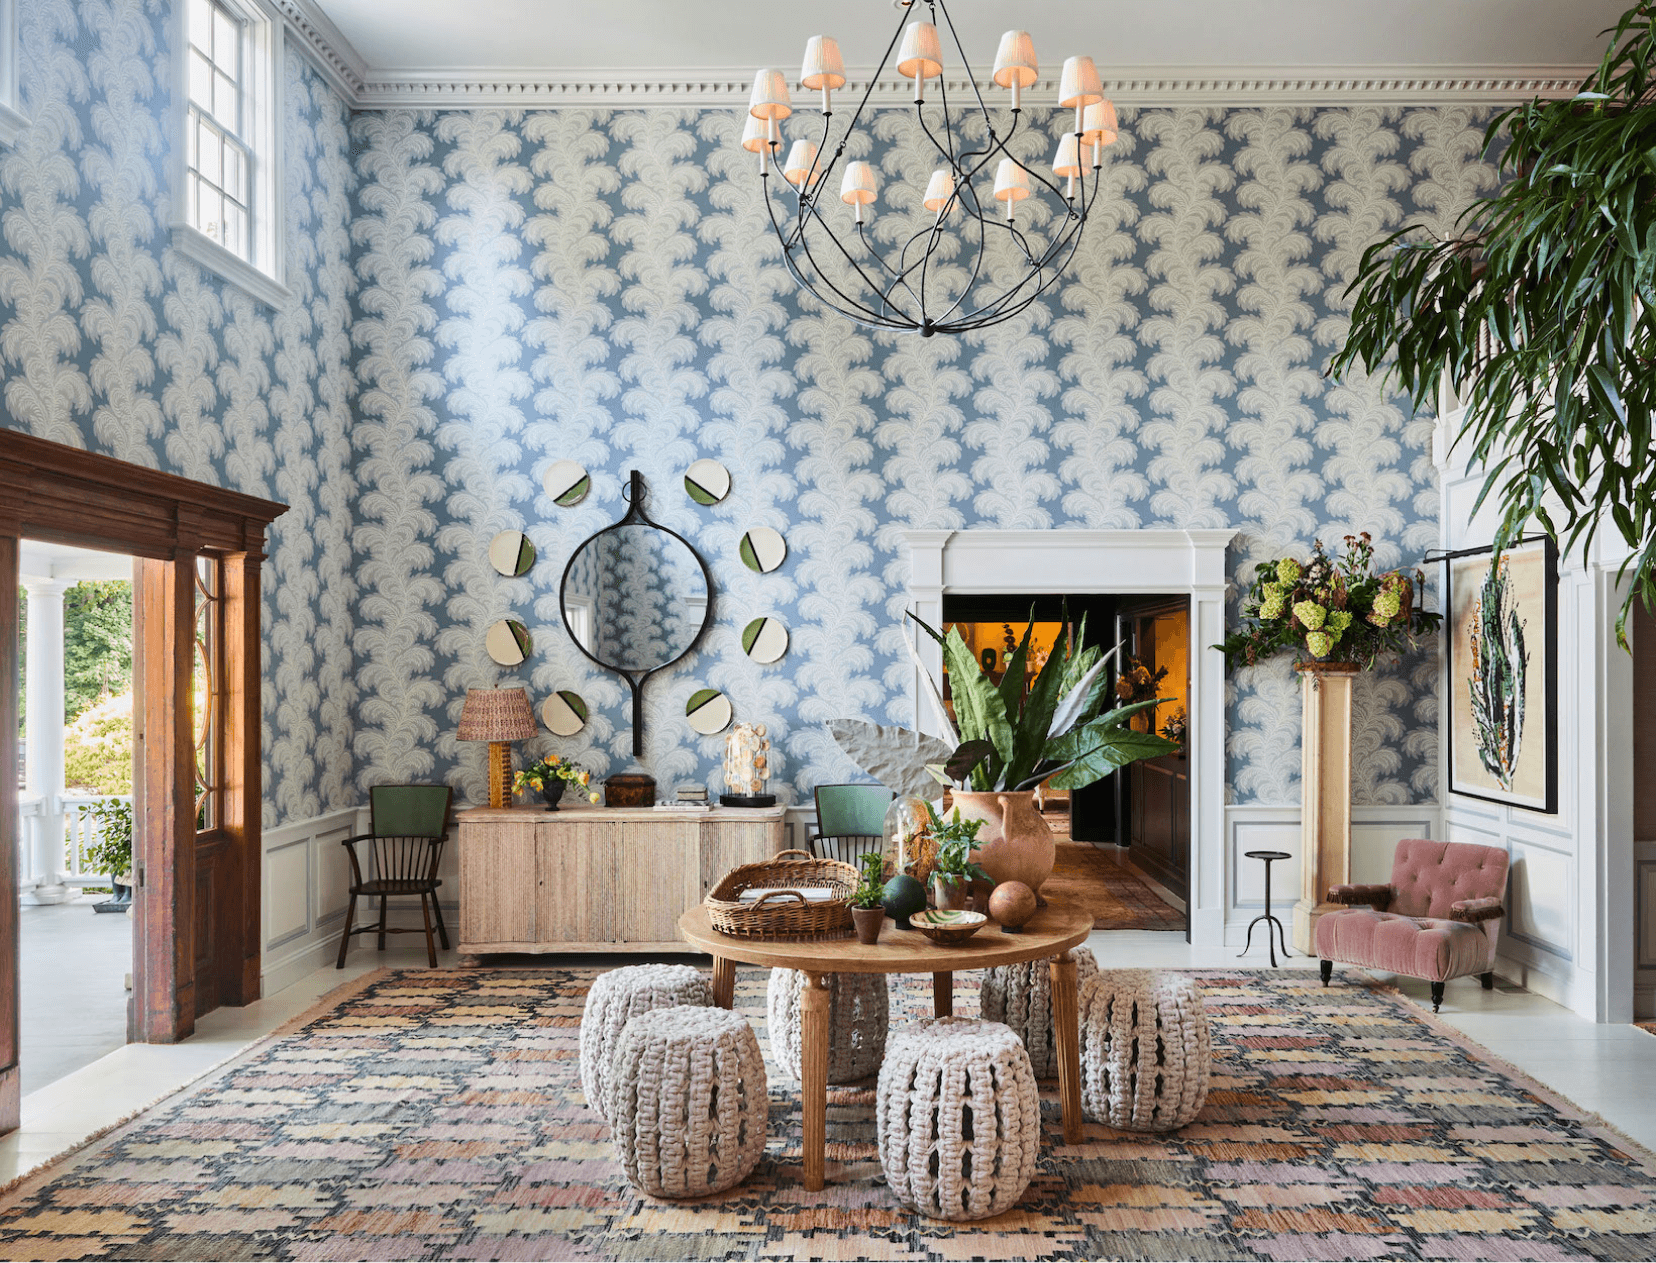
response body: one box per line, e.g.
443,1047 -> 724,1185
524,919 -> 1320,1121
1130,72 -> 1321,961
657,784 -> 711,811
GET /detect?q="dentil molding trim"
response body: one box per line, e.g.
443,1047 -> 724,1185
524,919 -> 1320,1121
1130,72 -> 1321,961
268,8 -> 1592,113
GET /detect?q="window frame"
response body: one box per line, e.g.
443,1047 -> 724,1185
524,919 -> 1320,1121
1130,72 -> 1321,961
171,0 -> 290,309
0,0 -> 27,148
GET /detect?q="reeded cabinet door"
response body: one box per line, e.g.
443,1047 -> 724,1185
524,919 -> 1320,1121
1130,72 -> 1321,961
617,821 -> 700,943
458,822 -> 537,946
699,821 -> 778,900
537,820 -> 619,944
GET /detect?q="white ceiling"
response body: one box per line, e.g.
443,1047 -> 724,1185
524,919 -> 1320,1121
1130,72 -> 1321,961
316,0 -> 1622,76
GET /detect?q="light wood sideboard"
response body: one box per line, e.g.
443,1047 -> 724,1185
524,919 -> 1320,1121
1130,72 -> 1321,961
456,803 -> 787,957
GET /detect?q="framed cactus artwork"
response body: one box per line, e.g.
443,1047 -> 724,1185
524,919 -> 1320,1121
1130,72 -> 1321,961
1444,537 -> 1558,814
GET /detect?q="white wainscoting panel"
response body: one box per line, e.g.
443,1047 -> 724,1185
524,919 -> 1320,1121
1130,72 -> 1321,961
1223,803 -> 1440,946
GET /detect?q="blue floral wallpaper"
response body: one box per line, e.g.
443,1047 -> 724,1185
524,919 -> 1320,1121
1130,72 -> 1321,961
0,0 -> 1503,821
0,0 -> 357,829
348,103 -> 1496,809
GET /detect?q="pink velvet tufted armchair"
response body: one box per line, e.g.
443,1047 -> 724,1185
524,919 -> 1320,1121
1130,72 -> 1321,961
1316,838 -> 1509,1012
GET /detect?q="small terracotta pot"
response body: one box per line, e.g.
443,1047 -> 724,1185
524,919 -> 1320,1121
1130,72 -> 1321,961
851,905 -> 884,945
930,873 -> 968,912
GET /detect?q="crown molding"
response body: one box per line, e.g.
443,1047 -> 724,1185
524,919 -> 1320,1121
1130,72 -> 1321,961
263,9 -> 1593,115
349,63 -> 1593,111
272,0 -> 368,103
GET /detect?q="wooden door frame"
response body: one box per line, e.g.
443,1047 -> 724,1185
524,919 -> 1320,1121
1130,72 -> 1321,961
0,431 -> 285,1126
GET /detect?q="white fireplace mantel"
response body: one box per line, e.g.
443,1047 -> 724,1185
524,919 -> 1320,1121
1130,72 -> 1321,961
903,528 -> 1237,946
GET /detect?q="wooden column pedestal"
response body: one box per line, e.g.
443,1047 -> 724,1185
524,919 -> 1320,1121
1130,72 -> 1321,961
1292,662 -> 1357,956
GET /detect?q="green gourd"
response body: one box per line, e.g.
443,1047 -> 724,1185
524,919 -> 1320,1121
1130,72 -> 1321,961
881,874 -> 927,930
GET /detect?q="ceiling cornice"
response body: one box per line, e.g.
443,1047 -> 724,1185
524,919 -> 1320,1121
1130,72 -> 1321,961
266,6 -> 1593,114
353,64 -> 1593,111
272,0 -> 369,103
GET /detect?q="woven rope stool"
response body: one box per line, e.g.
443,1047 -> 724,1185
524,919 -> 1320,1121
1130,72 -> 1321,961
767,968 -> 889,1084
610,1005 -> 767,1199
1079,969 -> 1210,1132
876,1017 -> 1040,1221
580,963 -> 711,1122
979,946 -> 1098,1079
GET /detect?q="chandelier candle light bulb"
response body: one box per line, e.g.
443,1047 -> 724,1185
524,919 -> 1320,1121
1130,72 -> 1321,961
897,20 -> 944,100
784,139 -> 821,189
800,34 -> 845,113
923,168 -> 955,217
840,160 -> 877,224
749,68 -> 790,146
1081,98 -> 1119,160
740,114 -> 774,174
1058,54 -> 1105,136
991,29 -> 1038,111
993,158 -> 1030,222
1052,133 -> 1085,199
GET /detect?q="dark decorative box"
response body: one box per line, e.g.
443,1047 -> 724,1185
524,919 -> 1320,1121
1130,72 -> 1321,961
604,772 -> 656,808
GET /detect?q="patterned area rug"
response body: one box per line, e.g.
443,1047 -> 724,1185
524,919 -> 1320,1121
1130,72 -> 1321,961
0,967 -> 1653,1261
1044,838 -> 1185,932
1638,1021 -> 1656,1038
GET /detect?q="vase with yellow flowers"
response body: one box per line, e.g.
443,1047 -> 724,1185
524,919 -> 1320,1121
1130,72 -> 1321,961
513,756 -> 599,811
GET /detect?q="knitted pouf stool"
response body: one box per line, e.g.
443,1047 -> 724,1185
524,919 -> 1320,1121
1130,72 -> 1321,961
979,946 -> 1099,1078
580,963 -> 711,1122
609,1004 -> 768,1199
876,1018 -> 1040,1221
1079,969 -> 1210,1132
767,968 -> 889,1084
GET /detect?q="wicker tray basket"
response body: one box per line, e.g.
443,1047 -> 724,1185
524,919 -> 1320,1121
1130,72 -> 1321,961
704,849 -> 859,940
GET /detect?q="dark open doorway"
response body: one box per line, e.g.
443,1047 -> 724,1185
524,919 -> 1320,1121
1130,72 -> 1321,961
941,591 -> 1188,936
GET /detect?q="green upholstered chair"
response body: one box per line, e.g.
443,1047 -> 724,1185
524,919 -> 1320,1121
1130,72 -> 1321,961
336,784 -> 453,969
807,783 -> 894,866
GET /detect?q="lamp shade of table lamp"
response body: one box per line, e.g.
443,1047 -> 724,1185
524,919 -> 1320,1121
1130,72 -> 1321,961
458,687 -> 538,807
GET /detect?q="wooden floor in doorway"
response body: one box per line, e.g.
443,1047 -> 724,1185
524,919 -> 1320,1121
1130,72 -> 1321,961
1041,810 -> 1185,931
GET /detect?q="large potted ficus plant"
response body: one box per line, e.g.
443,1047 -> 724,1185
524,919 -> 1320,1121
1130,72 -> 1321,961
829,609 -> 1179,902
1329,0 -> 1656,641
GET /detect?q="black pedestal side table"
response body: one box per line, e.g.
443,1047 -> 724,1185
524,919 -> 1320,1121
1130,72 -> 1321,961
1239,849 -> 1293,967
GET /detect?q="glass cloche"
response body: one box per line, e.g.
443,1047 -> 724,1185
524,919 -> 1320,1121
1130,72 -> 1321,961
882,794 -> 937,886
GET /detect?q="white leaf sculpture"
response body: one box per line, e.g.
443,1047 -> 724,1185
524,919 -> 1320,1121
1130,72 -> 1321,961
827,719 -> 956,800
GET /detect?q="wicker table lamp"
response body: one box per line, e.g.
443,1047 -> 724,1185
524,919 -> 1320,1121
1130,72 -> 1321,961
458,687 -> 538,807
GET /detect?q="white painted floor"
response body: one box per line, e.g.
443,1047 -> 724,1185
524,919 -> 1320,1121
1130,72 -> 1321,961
2,928 -> 1654,1184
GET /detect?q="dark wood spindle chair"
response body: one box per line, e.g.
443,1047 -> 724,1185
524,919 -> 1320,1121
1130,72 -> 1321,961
336,784 -> 453,969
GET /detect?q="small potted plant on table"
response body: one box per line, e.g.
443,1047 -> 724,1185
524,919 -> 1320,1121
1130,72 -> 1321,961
926,803 -> 992,912
851,852 -> 886,945
513,755 -> 601,811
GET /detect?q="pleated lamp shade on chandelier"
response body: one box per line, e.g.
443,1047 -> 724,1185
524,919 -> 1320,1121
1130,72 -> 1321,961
458,687 -> 538,807
743,1 -> 1119,336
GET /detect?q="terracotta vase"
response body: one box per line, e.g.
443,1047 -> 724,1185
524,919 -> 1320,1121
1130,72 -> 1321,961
951,790 -> 1055,904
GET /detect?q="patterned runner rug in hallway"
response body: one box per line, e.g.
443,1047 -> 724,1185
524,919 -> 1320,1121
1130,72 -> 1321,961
1040,809 -> 1185,931
0,966 -> 1653,1261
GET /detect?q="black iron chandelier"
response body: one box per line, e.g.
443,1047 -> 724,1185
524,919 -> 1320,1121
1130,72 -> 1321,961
743,0 -> 1117,337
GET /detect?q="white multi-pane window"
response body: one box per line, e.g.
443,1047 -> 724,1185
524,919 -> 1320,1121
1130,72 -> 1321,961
186,0 -> 251,259
174,0 -> 287,306
0,0 -> 25,148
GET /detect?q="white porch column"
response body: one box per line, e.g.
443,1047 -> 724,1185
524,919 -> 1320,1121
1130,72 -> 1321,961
22,579 -> 71,905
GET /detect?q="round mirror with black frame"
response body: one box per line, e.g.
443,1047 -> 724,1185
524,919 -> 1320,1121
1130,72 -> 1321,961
560,470 -> 714,757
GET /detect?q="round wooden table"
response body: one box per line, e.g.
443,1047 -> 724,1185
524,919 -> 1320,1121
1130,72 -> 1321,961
678,897 -> 1093,1190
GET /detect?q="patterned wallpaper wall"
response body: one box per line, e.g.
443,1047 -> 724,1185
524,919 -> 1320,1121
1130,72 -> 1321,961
0,1 -> 1503,819
348,104 -> 1497,809
0,0 -> 356,829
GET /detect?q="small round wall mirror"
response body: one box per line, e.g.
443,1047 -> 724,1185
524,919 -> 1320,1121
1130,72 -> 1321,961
486,619 -> 532,666
488,530 -> 536,577
560,470 -> 714,757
